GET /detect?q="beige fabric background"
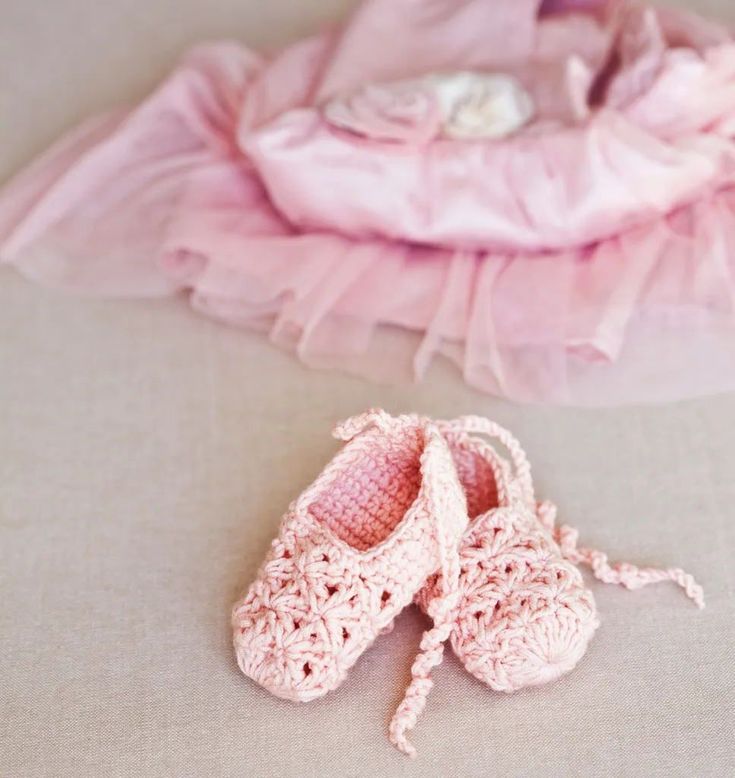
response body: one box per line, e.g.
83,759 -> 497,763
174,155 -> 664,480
1,1 -> 734,776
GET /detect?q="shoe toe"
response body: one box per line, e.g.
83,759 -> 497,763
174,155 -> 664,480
233,608 -> 356,702
455,561 -> 599,692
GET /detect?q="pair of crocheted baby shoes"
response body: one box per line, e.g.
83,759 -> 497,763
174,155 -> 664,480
233,410 -> 703,758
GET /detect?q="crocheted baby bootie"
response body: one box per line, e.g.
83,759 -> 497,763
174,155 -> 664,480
417,416 -> 705,693
232,409 -> 468,757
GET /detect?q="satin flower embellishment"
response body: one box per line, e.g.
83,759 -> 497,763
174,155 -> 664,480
324,71 -> 535,143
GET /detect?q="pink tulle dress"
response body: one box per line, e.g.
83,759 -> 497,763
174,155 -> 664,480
3,0 -> 735,404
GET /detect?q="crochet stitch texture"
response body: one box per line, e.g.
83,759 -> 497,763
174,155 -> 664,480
420,416 -> 703,692
232,410 -> 468,756
233,409 -> 705,757
418,418 -> 600,691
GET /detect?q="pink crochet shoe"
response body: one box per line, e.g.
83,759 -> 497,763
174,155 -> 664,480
232,409 -> 468,757
418,416 -> 705,693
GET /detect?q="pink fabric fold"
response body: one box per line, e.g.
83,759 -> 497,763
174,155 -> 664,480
2,0 -> 735,405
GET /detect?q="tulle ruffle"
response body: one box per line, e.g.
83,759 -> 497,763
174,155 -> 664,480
3,1 -> 735,405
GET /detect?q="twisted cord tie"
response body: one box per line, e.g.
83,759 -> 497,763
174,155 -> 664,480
436,415 -> 536,504
435,415 -> 705,610
536,500 -> 705,609
334,409 -> 464,758
388,589 -> 460,758
333,411 -> 704,758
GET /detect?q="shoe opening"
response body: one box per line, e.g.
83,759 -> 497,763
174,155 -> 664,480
448,439 -> 501,520
308,427 -> 424,551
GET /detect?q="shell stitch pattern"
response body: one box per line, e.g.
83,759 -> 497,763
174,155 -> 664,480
415,416 -> 704,693
232,409 -> 468,756
233,410 -> 704,757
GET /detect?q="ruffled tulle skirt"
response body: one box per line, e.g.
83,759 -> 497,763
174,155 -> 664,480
3,0 -> 735,404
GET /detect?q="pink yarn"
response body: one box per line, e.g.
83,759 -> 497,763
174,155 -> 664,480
417,416 -> 704,695
232,410 -> 468,757
537,502 -> 706,607
233,410 -> 704,757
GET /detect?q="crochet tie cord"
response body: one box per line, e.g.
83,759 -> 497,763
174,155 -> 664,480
536,501 -> 705,605
232,409 -> 469,758
234,410 -> 704,757
4,0 -> 735,404
440,416 -> 706,606
333,412 -> 467,758
414,415 -> 704,697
